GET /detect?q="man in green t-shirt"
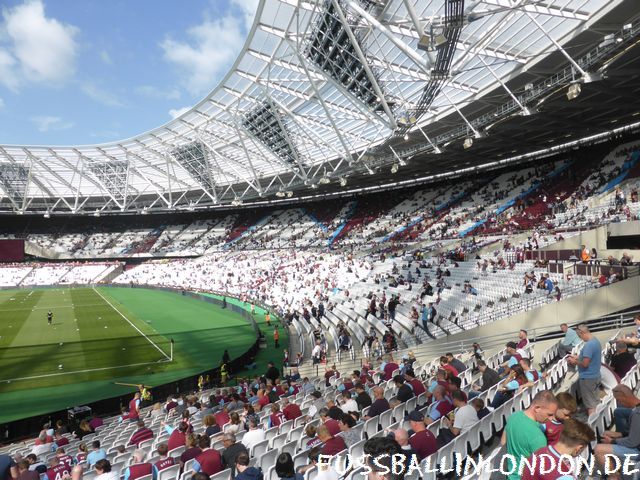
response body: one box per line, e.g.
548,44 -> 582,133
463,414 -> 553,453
501,390 -> 558,480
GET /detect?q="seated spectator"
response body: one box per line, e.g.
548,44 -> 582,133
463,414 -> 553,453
594,385 -> 640,479
221,433 -> 248,475
179,435 -> 201,472
541,392 -> 577,445
609,341 -> 637,379
87,441 -> 107,468
296,447 -> 338,479
445,353 -> 466,373
241,418 -> 265,451
521,418 -> 595,480
52,430 -> 69,450
469,360 -> 500,400
127,421 -> 154,448
471,398 -> 492,420
303,424 -> 322,450
94,460 -> 118,480
354,383 -> 372,410
425,386 -> 453,425
234,452 -> 263,480
502,391 -> 558,478
339,391 -> 358,414
121,450 -> 152,480
558,323 -> 580,357
267,404 -> 286,429
281,398 -> 302,422
447,391 -> 477,436
45,457 -> 70,480
152,444 -> 174,475
517,330 -> 530,349
317,425 -> 346,456
16,460 -> 38,480
407,411 -> 437,461
379,355 -> 399,381
365,387 -> 390,419
438,356 -> 458,378
393,375 -> 414,403
192,436 -> 222,476
274,453 -> 303,480
338,414 -> 359,448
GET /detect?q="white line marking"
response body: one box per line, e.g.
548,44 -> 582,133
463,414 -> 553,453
92,287 -> 171,361
0,358 -> 171,383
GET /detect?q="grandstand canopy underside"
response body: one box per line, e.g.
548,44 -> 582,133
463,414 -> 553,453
1,0 -> 639,215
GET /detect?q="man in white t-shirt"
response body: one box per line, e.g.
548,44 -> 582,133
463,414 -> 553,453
339,390 -> 358,414
449,391 -> 478,436
240,418 -> 265,451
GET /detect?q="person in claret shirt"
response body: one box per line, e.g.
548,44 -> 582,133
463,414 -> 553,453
54,449 -> 73,471
45,456 -> 70,480
153,444 -> 174,475
164,422 -> 188,452
365,387 -> 390,420
318,408 -> 341,436
404,369 -> 426,397
517,330 -> 530,349
192,436 -> 222,476
317,425 -> 347,456
268,404 -> 286,428
303,424 -> 323,450
52,431 -> 69,451
122,450 -> 154,480
540,392 -> 577,446
439,356 -> 458,378
407,410 -> 438,461
379,355 -> 399,381
127,421 -> 154,448
521,418 -> 594,480
178,435 -> 201,473
281,398 -> 302,422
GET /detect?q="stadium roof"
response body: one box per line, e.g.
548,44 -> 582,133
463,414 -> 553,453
0,0 -> 637,215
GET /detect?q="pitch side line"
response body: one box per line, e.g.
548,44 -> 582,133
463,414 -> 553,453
92,287 -> 171,361
0,358 -> 171,383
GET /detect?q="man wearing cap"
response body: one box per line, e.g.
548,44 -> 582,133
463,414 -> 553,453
408,410 -> 438,460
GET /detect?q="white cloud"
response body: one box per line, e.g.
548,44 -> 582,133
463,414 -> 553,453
169,106 -> 190,119
31,115 -> 74,132
230,0 -> 258,32
81,83 -> 125,107
136,85 -> 181,101
99,50 -> 112,65
1,0 -> 78,89
160,11 -> 244,95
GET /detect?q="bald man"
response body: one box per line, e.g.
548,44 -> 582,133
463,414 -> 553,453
392,429 -> 417,472
365,387 -> 390,419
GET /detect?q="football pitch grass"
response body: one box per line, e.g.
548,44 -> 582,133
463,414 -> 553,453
0,287 -> 287,423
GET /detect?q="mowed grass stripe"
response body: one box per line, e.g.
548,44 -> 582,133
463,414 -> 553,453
0,290 -> 46,352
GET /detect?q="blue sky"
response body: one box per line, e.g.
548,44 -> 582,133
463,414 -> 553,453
0,0 -> 258,145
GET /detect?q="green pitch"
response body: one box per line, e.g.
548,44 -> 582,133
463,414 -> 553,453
0,287 -> 287,423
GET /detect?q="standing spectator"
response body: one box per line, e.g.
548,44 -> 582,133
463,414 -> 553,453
567,324 -> 601,416
557,323 -> 580,357
501,390 -> 558,480
594,384 -> 640,480
517,330 -> 529,349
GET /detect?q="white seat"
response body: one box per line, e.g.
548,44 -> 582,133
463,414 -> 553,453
209,468 -> 231,480
258,449 -> 280,473
157,465 -> 180,480
250,439 -> 269,458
